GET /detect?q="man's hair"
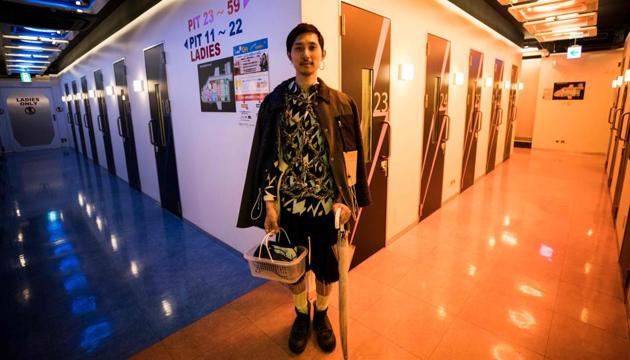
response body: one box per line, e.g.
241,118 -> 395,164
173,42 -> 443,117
286,23 -> 324,53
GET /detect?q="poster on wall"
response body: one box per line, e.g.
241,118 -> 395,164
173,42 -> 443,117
552,81 -> 586,100
233,38 -> 270,127
198,56 -> 236,112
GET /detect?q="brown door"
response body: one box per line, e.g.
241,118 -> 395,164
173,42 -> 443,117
503,64 -> 519,161
461,49 -> 483,192
606,55 -> 626,172
486,59 -> 504,173
341,3 -> 390,267
420,34 -> 451,220
610,82 -> 629,189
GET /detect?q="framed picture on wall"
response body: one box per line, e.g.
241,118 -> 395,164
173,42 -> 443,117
552,81 -> 586,100
197,56 -> 236,112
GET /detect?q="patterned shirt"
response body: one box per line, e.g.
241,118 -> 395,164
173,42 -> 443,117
264,80 -> 336,217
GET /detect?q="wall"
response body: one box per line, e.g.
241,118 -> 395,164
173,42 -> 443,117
57,0 -> 301,253
531,49 -> 622,153
515,58 -> 540,140
303,0 -> 522,241
0,78 -> 68,152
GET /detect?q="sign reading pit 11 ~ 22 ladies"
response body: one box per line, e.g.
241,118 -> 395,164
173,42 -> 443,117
184,0 -> 251,63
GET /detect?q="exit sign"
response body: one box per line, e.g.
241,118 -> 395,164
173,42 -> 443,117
567,45 -> 582,59
20,72 -> 32,82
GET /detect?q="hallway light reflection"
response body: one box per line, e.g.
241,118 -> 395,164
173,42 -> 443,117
17,232 -> 24,242
78,193 -> 85,206
95,216 -> 103,231
503,215 -> 511,226
22,288 -> 31,303
16,209 -> 21,217
488,236 -> 497,248
437,305 -> 447,320
86,204 -> 93,217
580,308 -> 589,323
48,211 -> 58,222
584,262 -> 591,274
501,232 -> 518,246
468,264 -> 477,277
130,261 -> 139,277
19,254 -> 27,267
539,244 -> 553,260
518,284 -> 543,297
492,343 -> 521,360
587,229 -> 593,237
80,321 -> 112,352
162,300 -> 173,317
110,235 -> 119,251
508,309 -> 536,329
60,212 -> 64,221
64,274 -> 88,292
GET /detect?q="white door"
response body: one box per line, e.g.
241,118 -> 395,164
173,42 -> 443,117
0,87 -> 62,152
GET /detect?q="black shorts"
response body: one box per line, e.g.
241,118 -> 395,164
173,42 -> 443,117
278,209 -> 339,284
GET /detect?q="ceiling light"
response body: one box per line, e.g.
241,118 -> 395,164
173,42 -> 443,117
508,0 -> 598,22
5,53 -> 50,59
496,0 -> 532,4
523,12 -> 597,34
5,45 -> 62,52
7,64 -> 48,69
534,26 -> 597,42
6,59 -> 51,64
3,34 -> 69,44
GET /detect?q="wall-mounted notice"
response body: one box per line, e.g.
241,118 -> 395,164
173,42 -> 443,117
198,56 -> 236,112
184,0 -> 252,63
233,38 -> 270,127
552,81 -> 586,100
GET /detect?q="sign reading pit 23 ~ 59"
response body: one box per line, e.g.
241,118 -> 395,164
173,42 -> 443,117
184,0 -> 251,63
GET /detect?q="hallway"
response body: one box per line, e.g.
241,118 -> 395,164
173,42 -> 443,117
134,149 -> 630,359
0,149 -> 263,359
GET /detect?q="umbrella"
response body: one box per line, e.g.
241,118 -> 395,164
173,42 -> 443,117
333,208 -> 355,360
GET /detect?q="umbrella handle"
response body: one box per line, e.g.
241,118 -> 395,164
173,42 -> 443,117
335,208 -> 342,230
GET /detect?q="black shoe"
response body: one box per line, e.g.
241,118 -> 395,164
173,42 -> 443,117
288,304 -> 310,354
313,307 -> 336,353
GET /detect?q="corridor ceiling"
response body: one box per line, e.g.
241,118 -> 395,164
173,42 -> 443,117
451,0 -> 630,54
0,0 -> 159,78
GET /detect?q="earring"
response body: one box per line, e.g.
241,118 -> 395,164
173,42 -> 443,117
320,60 -> 326,71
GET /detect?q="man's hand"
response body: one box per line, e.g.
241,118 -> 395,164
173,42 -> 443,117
332,203 -> 351,226
264,201 -> 280,234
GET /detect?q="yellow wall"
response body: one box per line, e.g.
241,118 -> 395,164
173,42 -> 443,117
531,49 -> 622,153
515,58 -> 541,140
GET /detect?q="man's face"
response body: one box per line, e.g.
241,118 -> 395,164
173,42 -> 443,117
288,32 -> 326,77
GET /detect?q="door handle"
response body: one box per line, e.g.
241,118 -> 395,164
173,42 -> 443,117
117,116 -> 124,137
75,113 -> 81,126
511,107 -> 517,123
608,107 -> 617,125
83,113 -> 89,128
475,110 -> 483,133
442,114 -> 451,142
97,114 -> 103,132
66,112 -> 72,124
619,113 -> 630,142
148,120 -> 157,146
497,108 -> 503,126
613,108 -> 624,130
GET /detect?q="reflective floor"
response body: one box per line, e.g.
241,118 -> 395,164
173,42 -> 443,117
134,149 -> 630,359
0,149 -> 263,359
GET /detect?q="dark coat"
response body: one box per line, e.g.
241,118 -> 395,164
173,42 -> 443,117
237,78 -> 371,229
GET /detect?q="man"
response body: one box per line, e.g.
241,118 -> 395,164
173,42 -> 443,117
237,23 -> 371,354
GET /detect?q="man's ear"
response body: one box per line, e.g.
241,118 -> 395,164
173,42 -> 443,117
287,52 -> 292,61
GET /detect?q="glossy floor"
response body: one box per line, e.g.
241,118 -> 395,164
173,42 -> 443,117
0,149 -> 263,359
134,149 -> 630,359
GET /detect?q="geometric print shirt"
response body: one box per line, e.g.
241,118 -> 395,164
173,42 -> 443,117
264,80 -> 336,217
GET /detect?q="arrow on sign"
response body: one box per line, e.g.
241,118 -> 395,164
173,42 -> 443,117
184,39 -> 189,49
